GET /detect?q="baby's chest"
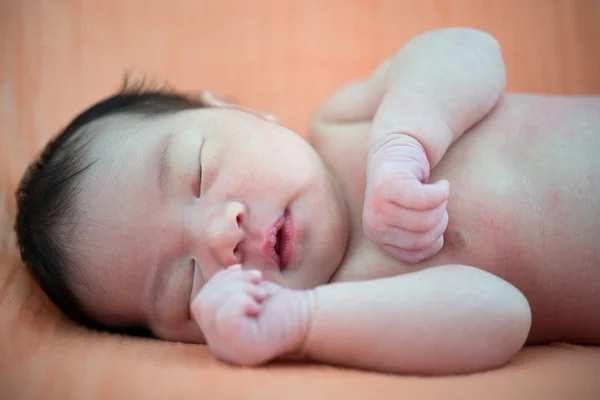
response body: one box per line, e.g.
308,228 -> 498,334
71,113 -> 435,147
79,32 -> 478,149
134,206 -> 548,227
315,106 -> 534,283
330,237 -> 426,283
330,167 -> 525,285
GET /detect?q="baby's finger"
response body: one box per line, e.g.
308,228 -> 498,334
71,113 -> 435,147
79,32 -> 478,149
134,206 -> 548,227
260,280 -> 283,296
207,264 -> 243,286
390,179 -> 449,210
219,266 -> 262,283
246,284 -> 268,302
381,210 -> 448,251
240,295 -> 261,317
382,234 -> 445,264
365,199 -> 447,233
221,292 -> 262,318
201,272 -> 261,303
245,269 -> 263,284
245,302 -> 261,317
215,279 -> 265,303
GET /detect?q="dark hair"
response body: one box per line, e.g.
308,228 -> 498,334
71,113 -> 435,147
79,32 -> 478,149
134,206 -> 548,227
14,80 -> 207,336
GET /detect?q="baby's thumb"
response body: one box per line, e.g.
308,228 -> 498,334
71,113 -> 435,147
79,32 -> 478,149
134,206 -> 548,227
435,179 -> 450,196
260,280 -> 282,296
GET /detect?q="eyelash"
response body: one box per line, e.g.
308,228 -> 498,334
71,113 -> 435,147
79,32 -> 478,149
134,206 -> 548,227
195,162 -> 203,198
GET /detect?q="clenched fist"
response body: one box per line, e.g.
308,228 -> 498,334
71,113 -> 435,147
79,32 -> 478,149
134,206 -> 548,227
364,134 -> 450,263
190,265 -> 311,366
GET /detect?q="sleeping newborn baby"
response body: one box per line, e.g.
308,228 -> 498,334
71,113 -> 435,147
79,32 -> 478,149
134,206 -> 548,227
15,28 -> 600,375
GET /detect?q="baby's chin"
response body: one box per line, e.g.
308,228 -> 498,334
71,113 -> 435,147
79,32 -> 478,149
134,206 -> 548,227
277,258 -> 343,291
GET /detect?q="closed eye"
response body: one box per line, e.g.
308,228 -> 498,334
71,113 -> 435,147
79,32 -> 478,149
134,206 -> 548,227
194,142 -> 204,198
194,161 -> 203,198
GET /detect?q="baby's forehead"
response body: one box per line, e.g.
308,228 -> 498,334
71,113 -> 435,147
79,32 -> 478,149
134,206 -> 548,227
75,115 -> 166,205
80,112 -> 181,167
87,113 -> 166,142
71,116 -> 172,322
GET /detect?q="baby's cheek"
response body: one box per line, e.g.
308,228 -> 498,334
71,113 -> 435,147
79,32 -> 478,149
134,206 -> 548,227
185,318 -> 207,344
190,264 -> 206,303
150,316 -> 205,344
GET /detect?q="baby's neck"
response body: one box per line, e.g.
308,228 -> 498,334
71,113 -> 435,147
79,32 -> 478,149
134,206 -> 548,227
315,154 -> 369,285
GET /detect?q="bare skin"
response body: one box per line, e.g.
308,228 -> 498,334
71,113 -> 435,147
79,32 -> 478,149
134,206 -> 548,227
190,29 -> 600,371
71,28 -> 600,375
317,93 -> 600,346
309,28 -> 600,347
192,93 -> 600,374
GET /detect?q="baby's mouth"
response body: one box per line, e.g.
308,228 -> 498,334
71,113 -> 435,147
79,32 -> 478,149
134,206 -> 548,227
275,227 -> 282,257
270,209 -> 294,271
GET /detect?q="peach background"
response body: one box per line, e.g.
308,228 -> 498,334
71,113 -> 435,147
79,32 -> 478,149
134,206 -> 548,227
1,1 -> 600,399
2,0 -> 600,192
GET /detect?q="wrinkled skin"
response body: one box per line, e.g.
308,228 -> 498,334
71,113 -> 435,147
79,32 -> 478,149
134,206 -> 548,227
364,133 -> 450,263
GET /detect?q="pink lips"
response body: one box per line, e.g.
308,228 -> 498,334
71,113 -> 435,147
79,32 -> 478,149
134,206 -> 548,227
265,209 -> 294,271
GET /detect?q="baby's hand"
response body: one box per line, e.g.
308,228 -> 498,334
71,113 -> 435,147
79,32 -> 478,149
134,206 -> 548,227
191,265 -> 311,366
364,134 -> 449,264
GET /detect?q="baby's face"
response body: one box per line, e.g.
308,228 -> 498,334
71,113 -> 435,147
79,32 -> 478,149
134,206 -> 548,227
73,108 -> 349,341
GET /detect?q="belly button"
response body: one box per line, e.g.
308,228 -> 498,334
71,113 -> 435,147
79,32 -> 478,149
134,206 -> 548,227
447,228 -> 469,250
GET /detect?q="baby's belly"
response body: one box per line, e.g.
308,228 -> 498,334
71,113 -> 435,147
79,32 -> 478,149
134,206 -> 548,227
426,94 -> 600,344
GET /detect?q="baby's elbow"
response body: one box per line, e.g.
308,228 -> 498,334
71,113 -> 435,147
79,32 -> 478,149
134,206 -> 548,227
417,27 -> 506,86
505,285 -> 532,349
432,27 -> 501,53
447,266 -> 531,373
503,298 -> 531,356
479,276 -> 532,371
416,27 -> 500,51
448,28 -> 506,87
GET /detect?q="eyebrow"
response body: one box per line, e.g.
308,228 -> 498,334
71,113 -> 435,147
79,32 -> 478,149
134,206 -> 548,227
156,132 -> 174,202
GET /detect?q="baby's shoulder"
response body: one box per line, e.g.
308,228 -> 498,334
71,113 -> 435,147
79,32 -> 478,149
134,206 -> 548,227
309,114 -> 370,178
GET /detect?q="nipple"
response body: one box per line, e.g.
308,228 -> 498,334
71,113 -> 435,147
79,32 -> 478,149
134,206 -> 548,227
447,228 -> 469,250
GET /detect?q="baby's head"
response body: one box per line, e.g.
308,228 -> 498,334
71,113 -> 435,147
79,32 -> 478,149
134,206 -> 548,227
15,83 -> 349,341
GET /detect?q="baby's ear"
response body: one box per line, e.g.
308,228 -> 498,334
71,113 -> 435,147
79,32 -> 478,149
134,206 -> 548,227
197,90 -> 277,123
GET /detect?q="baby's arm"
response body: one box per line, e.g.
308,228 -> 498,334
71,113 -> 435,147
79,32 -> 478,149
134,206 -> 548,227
317,28 -> 506,263
303,266 -> 530,375
372,29 -> 506,263
192,265 -> 531,375
368,28 -> 506,168
316,28 -> 505,166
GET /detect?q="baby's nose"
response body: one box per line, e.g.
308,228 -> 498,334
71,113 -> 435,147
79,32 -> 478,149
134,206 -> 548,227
205,201 -> 246,266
